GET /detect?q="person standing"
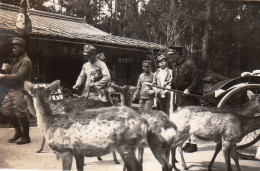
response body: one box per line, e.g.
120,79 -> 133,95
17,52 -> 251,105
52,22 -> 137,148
169,48 -> 202,152
133,60 -> 154,112
152,55 -> 172,115
73,45 -> 111,101
0,37 -> 32,144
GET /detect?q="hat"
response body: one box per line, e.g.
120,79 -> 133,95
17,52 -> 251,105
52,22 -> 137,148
10,37 -> 25,46
96,53 -> 105,61
142,60 -> 151,66
157,55 -> 167,63
83,45 -> 96,55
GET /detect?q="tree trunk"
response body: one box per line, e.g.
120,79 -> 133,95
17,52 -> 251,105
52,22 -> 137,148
201,0 -> 211,61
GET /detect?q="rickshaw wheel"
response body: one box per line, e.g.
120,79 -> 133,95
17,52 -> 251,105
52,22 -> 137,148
217,84 -> 260,160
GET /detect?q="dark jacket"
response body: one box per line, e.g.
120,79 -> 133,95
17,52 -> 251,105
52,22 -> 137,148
172,58 -> 202,94
1,53 -> 32,90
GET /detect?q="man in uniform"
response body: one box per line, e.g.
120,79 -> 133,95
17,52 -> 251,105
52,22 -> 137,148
169,48 -> 202,152
0,37 -> 32,144
133,60 -> 154,112
73,45 -> 111,101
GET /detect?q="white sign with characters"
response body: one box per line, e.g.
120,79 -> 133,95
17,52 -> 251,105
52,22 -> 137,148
16,13 -> 26,29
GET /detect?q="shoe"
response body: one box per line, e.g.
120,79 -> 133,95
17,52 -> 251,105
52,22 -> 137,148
184,144 -> 197,153
8,132 -> 23,143
182,143 -> 191,151
16,137 -> 31,145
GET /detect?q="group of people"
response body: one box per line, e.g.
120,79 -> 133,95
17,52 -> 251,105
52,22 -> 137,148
134,49 -> 202,153
0,37 -> 202,153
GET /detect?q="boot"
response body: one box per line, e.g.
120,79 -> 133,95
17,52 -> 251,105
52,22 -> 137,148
184,144 -> 197,153
8,115 -> 23,143
16,117 -> 31,145
182,143 -> 191,150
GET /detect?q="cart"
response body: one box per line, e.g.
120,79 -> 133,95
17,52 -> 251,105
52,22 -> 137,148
203,74 -> 260,160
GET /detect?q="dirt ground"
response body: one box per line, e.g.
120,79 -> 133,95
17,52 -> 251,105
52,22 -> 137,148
0,127 -> 259,171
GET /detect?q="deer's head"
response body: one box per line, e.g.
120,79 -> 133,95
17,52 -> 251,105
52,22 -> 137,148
24,80 -> 60,101
109,82 -> 137,107
247,90 -> 260,112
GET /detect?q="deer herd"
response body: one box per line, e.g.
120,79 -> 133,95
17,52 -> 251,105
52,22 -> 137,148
23,80 -> 260,171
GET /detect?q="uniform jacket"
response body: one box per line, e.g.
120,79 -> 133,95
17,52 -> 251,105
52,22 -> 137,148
152,67 -> 172,96
134,71 -> 154,99
75,59 -> 111,97
0,53 -> 32,90
172,58 -> 202,94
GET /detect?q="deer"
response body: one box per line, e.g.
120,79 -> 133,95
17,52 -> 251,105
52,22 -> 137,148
170,90 -> 260,171
24,85 -> 121,164
24,80 -> 148,171
110,83 -> 182,171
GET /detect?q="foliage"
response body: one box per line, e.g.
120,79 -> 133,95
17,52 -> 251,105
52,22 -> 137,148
2,0 -> 260,78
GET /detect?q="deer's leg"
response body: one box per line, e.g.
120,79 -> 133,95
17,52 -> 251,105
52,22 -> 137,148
138,147 -> 144,165
74,155 -> 84,171
60,151 -> 73,171
222,141 -> 232,171
208,141 -> 222,171
171,147 -> 180,171
113,151 -> 120,164
230,144 -> 241,171
177,146 -> 188,170
36,136 -> 45,153
117,147 -> 142,171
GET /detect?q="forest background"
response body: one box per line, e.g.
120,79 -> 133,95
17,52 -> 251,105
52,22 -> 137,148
2,0 -> 260,79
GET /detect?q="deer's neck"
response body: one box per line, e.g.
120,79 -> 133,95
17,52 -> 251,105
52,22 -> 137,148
33,95 -> 53,133
240,115 -> 260,136
234,101 -> 258,117
121,97 -> 132,107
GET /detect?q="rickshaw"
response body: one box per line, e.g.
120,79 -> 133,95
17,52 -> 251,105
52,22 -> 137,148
202,72 -> 260,160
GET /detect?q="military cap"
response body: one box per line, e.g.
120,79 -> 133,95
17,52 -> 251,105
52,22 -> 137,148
157,55 -> 167,63
142,60 -> 151,66
96,53 -> 105,61
10,37 -> 26,46
83,45 -> 96,55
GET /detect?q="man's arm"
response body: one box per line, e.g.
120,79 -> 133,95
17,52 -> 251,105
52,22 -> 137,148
134,74 -> 142,99
74,65 -> 87,88
0,59 -> 31,84
187,62 -> 200,93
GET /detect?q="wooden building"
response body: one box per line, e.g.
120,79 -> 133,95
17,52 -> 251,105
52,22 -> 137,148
0,3 -> 168,88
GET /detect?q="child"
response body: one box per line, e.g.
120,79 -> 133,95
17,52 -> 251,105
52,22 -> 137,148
152,55 -> 172,115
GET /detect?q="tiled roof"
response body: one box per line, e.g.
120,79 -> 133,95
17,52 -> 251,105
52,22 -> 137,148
0,3 -> 165,50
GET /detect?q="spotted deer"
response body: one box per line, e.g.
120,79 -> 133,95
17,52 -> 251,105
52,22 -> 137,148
110,83 -> 181,171
24,85 -> 121,164
170,90 -> 260,171
24,80 -> 148,171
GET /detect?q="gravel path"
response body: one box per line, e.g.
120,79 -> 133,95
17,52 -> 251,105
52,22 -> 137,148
0,127 -> 259,171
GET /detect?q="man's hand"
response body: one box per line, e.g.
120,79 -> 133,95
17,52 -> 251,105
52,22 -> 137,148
72,85 -> 79,90
147,90 -> 154,95
183,89 -> 190,94
1,63 -> 10,71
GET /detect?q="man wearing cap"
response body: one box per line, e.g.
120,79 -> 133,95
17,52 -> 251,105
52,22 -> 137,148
168,48 -> 202,152
0,37 -> 32,144
73,45 -> 111,101
133,60 -> 154,112
152,55 -> 172,115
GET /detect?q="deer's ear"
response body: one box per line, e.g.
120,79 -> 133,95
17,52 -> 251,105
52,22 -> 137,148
24,81 -> 35,96
109,82 -> 122,92
130,86 -> 137,93
47,80 -> 60,93
247,90 -> 255,99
